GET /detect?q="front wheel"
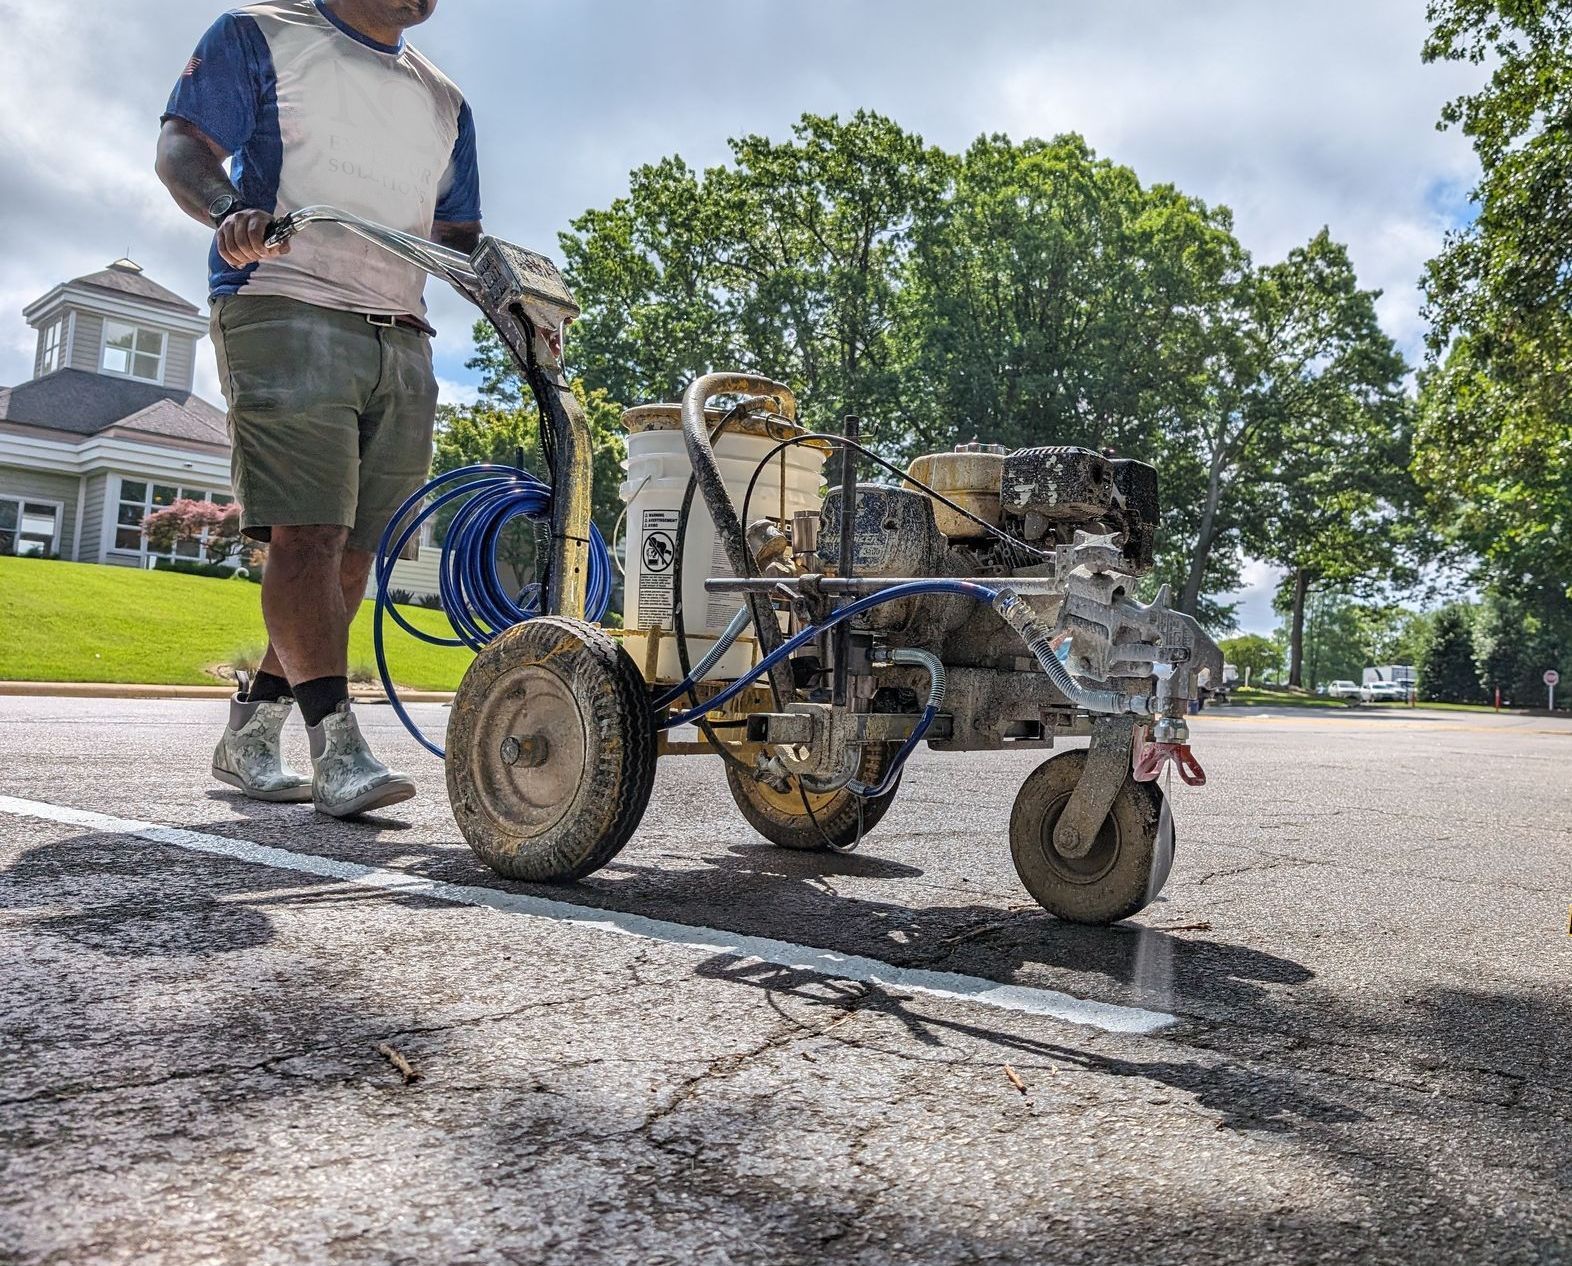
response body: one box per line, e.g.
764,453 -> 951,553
1009,748 -> 1175,925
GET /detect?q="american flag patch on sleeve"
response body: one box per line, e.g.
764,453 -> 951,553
184,55 -> 202,77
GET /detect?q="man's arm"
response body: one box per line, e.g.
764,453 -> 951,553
432,220 -> 483,254
155,118 -> 287,269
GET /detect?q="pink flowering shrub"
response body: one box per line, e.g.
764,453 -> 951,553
142,499 -> 247,565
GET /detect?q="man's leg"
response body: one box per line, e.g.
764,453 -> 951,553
301,535 -> 414,817
340,547 -> 376,630
260,524 -> 355,727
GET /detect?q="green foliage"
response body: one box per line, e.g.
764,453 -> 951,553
1419,2 -> 1572,594
1416,603 -> 1483,702
1470,583 -> 1572,705
1272,589 -> 1372,690
559,111 -> 949,435
1218,633 -> 1281,684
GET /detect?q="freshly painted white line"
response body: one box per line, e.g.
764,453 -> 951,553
0,795 -> 1179,1036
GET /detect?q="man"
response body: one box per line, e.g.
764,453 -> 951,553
155,0 -> 481,816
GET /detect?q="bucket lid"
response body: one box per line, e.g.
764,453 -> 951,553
623,402 -> 810,441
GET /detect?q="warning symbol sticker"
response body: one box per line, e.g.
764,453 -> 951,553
637,509 -> 680,629
642,531 -> 675,573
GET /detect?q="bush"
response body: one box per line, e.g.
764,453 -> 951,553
143,499 -> 248,566
154,558 -> 260,583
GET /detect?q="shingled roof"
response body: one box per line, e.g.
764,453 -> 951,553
0,369 -> 226,446
69,259 -> 200,316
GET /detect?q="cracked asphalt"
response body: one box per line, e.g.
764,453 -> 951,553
2,697 -> 1569,1265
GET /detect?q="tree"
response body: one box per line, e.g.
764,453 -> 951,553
1273,589 -> 1369,691
1218,633 -> 1280,685
896,133 -> 1246,624
142,499 -> 247,565
1471,586 -> 1572,705
1418,2 -> 1572,593
1204,233 -> 1410,674
1417,602 -> 1482,702
558,111 -> 950,448
544,111 -> 1411,635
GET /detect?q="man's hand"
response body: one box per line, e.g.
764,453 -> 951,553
216,209 -> 291,268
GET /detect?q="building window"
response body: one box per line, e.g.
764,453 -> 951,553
40,319 -> 64,374
0,498 -> 61,557
111,477 -> 234,560
102,321 -> 166,383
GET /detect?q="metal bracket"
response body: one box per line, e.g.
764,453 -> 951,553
1053,715 -> 1137,859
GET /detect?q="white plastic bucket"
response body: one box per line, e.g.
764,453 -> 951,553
620,410 -> 826,683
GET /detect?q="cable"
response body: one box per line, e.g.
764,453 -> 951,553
737,433 -> 1051,568
372,463 -> 614,758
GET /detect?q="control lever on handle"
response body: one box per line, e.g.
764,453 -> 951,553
262,215 -> 298,250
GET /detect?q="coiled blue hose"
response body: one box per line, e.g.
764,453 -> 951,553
372,463 -> 613,757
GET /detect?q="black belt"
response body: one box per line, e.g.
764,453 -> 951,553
365,312 -> 435,336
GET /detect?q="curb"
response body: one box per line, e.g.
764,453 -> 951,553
0,681 -> 456,704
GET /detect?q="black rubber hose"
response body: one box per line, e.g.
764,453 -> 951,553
672,466 -> 763,776
680,374 -> 799,705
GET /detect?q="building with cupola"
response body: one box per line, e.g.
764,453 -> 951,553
0,259 -> 436,595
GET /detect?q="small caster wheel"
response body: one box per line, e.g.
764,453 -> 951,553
446,616 -> 656,882
1009,747 -> 1175,925
726,744 -> 901,852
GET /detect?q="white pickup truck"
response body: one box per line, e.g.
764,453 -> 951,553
1326,680 -> 1364,701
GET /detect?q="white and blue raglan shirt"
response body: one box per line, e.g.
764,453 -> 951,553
164,0 -> 480,318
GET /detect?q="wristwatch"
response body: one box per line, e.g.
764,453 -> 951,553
208,192 -> 247,227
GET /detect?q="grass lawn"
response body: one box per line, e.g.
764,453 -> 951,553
0,557 -> 473,690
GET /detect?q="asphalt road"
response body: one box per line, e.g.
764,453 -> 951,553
2,697 -> 1569,1265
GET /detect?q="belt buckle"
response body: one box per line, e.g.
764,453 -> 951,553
366,313 -> 398,328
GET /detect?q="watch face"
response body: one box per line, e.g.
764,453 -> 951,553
209,194 -> 239,223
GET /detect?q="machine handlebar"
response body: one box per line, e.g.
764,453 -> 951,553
263,206 -> 479,296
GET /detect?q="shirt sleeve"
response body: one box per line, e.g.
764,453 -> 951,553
435,100 -> 483,224
162,12 -> 269,155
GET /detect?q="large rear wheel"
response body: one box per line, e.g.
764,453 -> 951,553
446,617 -> 656,882
726,744 -> 901,851
1009,747 -> 1175,924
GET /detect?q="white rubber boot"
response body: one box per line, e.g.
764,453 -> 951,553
306,702 -> 416,818
212,694 -> 313,803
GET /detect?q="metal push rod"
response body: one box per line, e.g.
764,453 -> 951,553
704,576 -> 1070,596
833,415 -> 860,708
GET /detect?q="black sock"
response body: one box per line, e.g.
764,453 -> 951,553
247,671 -> 293,704
295,676 -> 350,728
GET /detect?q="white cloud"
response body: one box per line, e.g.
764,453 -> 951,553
436,376 -> 481,407
1220,559 -> 1286,638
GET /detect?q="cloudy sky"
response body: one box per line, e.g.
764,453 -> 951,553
0,1 -> 1482,632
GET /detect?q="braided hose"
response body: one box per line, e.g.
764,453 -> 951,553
992,589 -> 1150,717
680,373 -> 799,704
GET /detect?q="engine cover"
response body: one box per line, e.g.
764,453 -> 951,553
1001,447 -> 1116,530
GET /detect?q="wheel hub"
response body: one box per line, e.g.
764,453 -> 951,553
1035,790 -> 1121,885
466,665 -> 586,837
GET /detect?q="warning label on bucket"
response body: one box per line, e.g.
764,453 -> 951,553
637,509 -> 680,628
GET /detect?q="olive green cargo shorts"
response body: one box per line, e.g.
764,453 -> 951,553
211,294 -> 439,553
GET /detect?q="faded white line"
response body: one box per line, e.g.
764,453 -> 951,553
0,794 -> 1178,1036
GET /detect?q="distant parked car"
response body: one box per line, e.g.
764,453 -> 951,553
1326,680 -> 1363,701
1361,681 -> 1410,703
